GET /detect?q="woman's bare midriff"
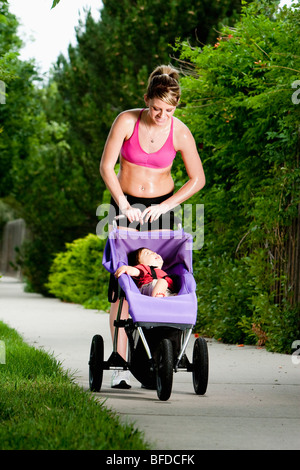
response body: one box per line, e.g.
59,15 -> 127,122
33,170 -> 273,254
118,156 -> 174,197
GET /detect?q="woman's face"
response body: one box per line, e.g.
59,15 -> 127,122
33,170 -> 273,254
144,96 -> 176,127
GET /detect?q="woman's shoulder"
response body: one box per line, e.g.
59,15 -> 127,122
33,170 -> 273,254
116,108 -> 143,125
173,115 -> 191,133
112,109 -> 143,136
173,115 -> 194,148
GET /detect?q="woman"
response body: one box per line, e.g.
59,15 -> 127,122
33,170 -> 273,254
100,65 -> 205,388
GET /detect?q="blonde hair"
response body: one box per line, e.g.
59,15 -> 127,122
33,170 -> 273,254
146,65 -> 181,106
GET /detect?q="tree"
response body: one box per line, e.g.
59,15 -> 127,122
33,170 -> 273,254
51,0 -> 61,8
2,0 -> 246,294
0,1 -> 41,197
0,3 -> 100,291
0,0 -> 21,82
12,113 -> 96,293
176,0 -> 300,352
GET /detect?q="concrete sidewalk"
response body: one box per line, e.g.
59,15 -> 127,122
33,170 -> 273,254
1,276 -> 299,450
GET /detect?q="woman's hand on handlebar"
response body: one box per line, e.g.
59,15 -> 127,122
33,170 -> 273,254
122,206 -> 144,224
142,203 -> 170,223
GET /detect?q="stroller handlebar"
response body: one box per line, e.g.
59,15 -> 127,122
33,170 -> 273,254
112,214 -> 182,230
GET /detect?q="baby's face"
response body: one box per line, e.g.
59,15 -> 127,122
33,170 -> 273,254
139,249 -> 163,268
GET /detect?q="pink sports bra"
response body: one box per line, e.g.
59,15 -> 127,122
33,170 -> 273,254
120,109 -> 176,169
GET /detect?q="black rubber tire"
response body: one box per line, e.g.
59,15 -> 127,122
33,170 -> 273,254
156,338 -> 173,401
89,335 -> 104,392
192,337 -> 209,395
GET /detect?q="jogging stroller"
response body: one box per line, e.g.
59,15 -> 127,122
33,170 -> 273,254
89,223 -> 209,401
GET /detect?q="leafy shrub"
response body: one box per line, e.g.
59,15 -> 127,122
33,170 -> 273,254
194,248 -> 299,352
194,251 -> 254,345
46,234 -> 110,312
176,0 -> 300,353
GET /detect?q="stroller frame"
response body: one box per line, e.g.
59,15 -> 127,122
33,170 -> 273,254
89,223 -> 209,401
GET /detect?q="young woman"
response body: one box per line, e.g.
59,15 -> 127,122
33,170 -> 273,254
100,65 -> 205,388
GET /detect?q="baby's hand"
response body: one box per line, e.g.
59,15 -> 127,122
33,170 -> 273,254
114,265 -> 139,278
114,265 -> 129,278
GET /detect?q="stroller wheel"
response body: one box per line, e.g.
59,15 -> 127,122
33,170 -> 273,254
89,335 -> 104,392
156,338 -> 173,401
192,337 -> 209,395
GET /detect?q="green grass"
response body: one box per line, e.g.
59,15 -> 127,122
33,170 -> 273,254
0,321 -> 150,450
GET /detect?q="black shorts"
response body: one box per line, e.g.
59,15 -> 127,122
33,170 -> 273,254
108,191 -> 175,231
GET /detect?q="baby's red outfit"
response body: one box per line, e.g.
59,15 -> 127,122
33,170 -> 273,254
133,264 -> 174,291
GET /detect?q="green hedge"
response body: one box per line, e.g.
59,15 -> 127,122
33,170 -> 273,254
193,249 -> 299,353
46,234 -> 110,312
175,0 -> 300,353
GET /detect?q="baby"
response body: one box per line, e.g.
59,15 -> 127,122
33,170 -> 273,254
114,247 -> 175,297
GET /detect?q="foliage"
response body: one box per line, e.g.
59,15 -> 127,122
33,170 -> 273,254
51,0 -> 60,8
0,1 -> 41,195
175,0 -> 300,352
194,249 -> 298,351
46,234 -> 110,312
0,321 -> 149,450
1,0 -> 244,294
10,109 -> 100,293
0,1 -> 21,83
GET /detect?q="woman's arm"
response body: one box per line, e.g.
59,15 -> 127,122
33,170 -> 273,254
142,119 -> 205,222
100,112 -> 130,211
100,111 -> 143,223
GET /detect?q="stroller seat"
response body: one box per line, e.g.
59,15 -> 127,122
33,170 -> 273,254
102,228 -> 197,327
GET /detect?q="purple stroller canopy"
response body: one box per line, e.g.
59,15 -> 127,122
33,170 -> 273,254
102,229 -> 197,326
